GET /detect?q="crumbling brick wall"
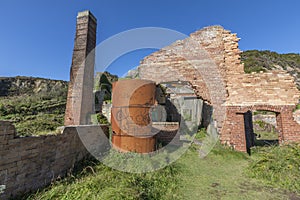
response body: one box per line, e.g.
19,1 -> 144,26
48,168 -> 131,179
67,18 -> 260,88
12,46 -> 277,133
138,26 -> 300,152
138,26 -> 239,131
0,121 -> 108,199
224,70 -> 300,151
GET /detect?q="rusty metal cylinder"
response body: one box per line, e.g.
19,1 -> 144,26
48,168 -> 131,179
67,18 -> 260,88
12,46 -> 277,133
111,79 -> 156,153
111,79 -> 156,136
112,134 -> 156,153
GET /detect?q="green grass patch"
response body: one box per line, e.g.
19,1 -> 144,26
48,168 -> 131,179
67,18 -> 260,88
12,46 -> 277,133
248,144 -> 300,193
24,158 -> 180,200
23,142 -> 299,200
13,129 -> 300,199
177,142 -> 294,199
255,131 -> 278,141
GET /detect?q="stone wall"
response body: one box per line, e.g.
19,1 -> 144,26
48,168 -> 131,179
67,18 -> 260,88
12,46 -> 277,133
253,114 -> 277,127
0,121 -> 109,199
293,109 -> 300,124
102,103 -> 112,123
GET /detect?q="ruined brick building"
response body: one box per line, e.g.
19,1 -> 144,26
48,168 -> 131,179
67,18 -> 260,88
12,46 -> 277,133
2,10 -> 300,199
138,26 -> 300,152
65,11 -> 300,153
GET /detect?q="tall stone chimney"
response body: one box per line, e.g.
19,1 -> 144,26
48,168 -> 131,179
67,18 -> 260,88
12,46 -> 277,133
64,10 -> 97,125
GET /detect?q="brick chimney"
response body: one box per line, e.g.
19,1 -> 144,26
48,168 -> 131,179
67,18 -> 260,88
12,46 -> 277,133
64,10 -> 97,125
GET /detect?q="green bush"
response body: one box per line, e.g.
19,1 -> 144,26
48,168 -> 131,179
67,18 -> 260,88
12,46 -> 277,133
254,120 -> 266,129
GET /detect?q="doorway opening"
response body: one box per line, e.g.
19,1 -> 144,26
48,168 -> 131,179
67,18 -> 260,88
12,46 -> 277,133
244,110 -> 279,154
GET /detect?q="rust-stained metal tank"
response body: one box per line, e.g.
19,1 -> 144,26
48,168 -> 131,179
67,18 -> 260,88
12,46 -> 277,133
112,135 -> 156,153
111,79 -> 156,153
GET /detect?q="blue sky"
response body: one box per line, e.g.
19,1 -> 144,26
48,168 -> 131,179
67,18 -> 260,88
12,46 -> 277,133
0,0 -> 299,80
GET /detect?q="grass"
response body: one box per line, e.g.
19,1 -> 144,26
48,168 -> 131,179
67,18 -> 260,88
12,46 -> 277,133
255,131 -> 278,141
23,158 -> 180,200
248,144 -> 300,193
177,143 -> 293,200
22,139 -> 300,200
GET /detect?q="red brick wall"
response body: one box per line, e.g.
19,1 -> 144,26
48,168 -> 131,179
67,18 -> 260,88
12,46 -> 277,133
221,107 -> 247,152
280,106 -> 300,142
221,105 -> 300,152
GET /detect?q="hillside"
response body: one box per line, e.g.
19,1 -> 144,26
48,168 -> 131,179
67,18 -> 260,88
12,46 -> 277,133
241,50 -> 300,88
0,72 -> 117,136
0,76 -> 68,97
0,77 -> 68,136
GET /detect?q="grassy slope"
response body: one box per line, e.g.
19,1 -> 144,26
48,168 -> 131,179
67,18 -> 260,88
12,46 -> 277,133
178,145 -> 293,200
24,143 -> 300,200
24,159 -> 180,200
